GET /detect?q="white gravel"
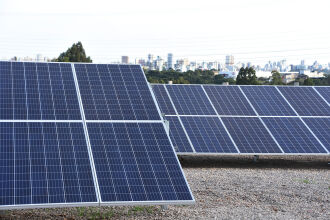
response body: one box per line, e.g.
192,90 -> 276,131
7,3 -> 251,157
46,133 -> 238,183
2,156 -> 329,220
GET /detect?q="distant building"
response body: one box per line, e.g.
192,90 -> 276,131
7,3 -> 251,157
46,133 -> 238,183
167,53 -> 174,69
121,56 -> 129,64
36,54 -> 43,62
281,72 -> 299,84
225,55 -> 234,65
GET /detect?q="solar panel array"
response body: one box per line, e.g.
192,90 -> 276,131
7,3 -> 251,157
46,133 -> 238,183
0,61 -> 194,210
152,84 -> 330,155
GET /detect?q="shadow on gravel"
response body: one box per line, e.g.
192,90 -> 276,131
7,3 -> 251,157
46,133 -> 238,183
179,155 -> 330,170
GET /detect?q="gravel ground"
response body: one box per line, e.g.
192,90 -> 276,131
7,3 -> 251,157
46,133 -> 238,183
1,156 -> 329,220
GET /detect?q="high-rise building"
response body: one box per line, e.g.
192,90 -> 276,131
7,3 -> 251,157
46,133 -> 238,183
225,55 -> 234,65
36,54 -> 43,62
167,53 -> 174,69
121,56 -> 129,64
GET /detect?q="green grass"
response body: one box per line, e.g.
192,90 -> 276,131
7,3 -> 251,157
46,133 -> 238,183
294,178 -> 313,184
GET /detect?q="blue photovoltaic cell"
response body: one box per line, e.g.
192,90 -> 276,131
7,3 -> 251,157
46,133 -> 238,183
164,116 -> 193,153
75,64 -> 160,120
180,117 -> 237,153
241,86 -> 296,116
166,85 -> 216,115
87,123 -> 193,202
0,122 -> 97,206
203,86 -> 256,116
0,61 -> 81,120
262,117 -> 327,154
278,86 -> 330,116
222,117 -> 282,153
152,85 -> 176,115
302,118 -> 330,152
315,87 -> 330,104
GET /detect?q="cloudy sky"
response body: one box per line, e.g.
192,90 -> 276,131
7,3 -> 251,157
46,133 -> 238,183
0,0 -> 329,65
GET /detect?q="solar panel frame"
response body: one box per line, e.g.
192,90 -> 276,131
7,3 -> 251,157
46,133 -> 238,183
221,117 -> 284,154
262,117 -> 328,154
164,116 -> 194,153
86,122 -> 194,206
0,62 -> 195,209
313,86 -> 330,106
203,85 -> 256,116
180,116 -> 239,153
278,86 -> 330,116
0,122 -> 99,210
152,85 -> 176,115
71,64 -> 195,206
302,118 -> 330,153
166,84 -> 217,115
240,85 -> 297,116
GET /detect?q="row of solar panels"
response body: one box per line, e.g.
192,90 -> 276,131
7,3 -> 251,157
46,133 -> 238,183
152,84 -> 330,154
0,61 -> 194,209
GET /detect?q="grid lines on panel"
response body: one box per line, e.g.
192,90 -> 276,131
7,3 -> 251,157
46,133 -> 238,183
314,87 -> 330,104
301,118 -> 330,152
164,116 -> 193,153
262,117 -> 327,153
0,122 -> 97,206
203,86 -> 256,116
152,85 -> 176,115
0,61 -> 81,120
180,117 -> 237,153
75,64 -> 160,121
166,85 -> 216,115
241,86 -> 296,116
87,123 -> 193,202
278,86 -> 330,116
222,117 -> 282,153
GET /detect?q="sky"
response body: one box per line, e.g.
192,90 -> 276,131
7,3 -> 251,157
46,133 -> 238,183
0,0 -> 330,65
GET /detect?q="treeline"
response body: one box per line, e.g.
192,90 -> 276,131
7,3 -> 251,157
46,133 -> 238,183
145,67 -> 330,86
146,69 -> 235,84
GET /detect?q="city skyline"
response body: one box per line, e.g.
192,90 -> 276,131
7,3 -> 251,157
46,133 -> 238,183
1,0 -> 330,65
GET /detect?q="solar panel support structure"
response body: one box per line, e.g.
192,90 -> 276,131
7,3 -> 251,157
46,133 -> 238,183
313,87 -> 330,107
238,86 -> 285,154
275,86 -> 329,154
200,85 -> 241,154
163,85 -> 196,153
71,63 -> 101,205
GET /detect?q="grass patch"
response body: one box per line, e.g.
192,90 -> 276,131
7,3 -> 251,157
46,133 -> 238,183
294,178 -> 313,184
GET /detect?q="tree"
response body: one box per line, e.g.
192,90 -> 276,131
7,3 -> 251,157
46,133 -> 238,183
271,70 -> 283,85
54,42 -> 92,63
303,77 -> 315,86
236,67 -> 258,85
236,67 -> 248,85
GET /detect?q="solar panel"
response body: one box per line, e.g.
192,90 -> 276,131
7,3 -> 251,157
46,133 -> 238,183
222,117 -> 282,153
180,117 -> 238,153
262,117 -> 327,154
278,86 -> 330,116
0,61 -> 194,209
166,85 -> 216,115
314,87 -> 330,104
87,122 -> 193,203
0,122 -> 97,207
74,64 -> 160,120
152,85 -> 176,115
203,85 -> 256,116
0,61 -> 81,120
240,86 -> 296,116
302,118 -> 330,152
164,116 -> 193,153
